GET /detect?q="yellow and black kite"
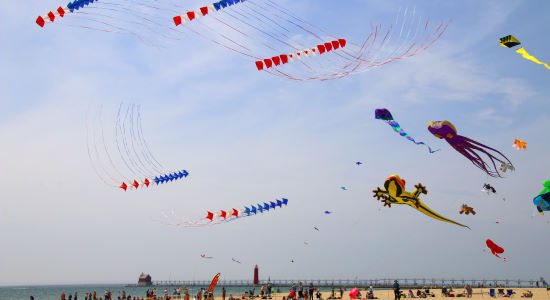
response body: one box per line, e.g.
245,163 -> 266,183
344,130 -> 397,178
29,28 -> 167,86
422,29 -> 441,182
500,35 -> 550,70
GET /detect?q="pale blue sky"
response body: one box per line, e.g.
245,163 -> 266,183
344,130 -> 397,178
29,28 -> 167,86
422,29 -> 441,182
1,0 -> 549,286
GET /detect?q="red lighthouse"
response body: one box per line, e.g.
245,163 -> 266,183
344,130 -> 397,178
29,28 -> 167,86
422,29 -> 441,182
253,265 -> 259,285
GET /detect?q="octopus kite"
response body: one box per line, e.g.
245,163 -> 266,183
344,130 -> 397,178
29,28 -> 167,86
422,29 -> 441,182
459,204 -> 476,215
428,121 -> 513,178
533,180 -> 550,215
372,175 -> 469,228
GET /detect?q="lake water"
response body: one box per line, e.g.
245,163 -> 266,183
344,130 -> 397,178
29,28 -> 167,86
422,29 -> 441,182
0,284 -> 347,300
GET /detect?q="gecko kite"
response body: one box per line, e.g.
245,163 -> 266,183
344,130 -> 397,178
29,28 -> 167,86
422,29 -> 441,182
428,121 -> 513,178
533,180 -> 550,215
375,109 -> 439,153
500,35 -> 550,71
372,175 -> 469,228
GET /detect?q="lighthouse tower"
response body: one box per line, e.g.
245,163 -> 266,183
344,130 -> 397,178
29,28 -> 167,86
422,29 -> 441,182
253,265 -> 259,285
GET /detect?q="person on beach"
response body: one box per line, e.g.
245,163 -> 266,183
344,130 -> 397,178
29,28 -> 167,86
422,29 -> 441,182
30,297 -> 34,300
339,288 -> 343,299
330,288 -> 335,299
289,289 -> 297,300
309,283 -> 314,300
223,286 -> 226,300
229,294 -> 234,300
61,292 -> 67,300
299,282 -> 304,299
316,290 -> 321,300
407,290 -> 414,298
393,281 -> 400,300
465,285 -> 472,298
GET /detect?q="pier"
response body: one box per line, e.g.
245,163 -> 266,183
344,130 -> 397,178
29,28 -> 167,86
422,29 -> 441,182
146,278 -> 546,289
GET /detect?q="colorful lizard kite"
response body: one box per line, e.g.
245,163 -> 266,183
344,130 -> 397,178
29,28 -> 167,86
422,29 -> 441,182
372,175 -> 469,228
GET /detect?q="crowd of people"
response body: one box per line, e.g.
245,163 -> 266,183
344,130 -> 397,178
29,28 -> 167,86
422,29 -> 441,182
29,281 -> 541,300
53,290 -> 132,300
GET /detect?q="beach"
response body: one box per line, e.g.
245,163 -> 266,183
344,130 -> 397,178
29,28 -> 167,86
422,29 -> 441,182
2,286 -> 549,300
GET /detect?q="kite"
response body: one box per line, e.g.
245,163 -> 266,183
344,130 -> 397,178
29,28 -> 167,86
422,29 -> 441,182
86,104 -> 189,191
232,258 -> 242,264
341,187 -> 348,191
459,204 -> 476,215
499,162 -> 515,173
372,175 -> 469,228
533,180 -> 550,215
35,0 -> 95,27
290,260 -> 295,263
201,254 -> 213,259
428,121 -> 513,178
208,273 -> 221,293
324,211 -> 332,214
500,35 -> 550,71
304,241 -> 309,245
356,162 -> 363,166
159,198 -> 289,227
313,227 -> 319,231
171,4 -> 450,81
513,139 -> 527,150
375,109 -> 439,154
35,0 -> 449,81
482,184 -> 497,195
486,239 -> 506,261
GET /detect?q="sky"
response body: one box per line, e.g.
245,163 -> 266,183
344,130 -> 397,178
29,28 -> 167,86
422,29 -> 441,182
1,0 -> 550,286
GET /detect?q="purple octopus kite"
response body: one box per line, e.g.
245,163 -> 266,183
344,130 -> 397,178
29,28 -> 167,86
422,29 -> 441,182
427,121 -> 513,178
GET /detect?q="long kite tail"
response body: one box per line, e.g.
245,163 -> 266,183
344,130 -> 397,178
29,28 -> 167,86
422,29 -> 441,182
412,200 -> 470,229
386,120 -> 439,154
515,47 -> 550,70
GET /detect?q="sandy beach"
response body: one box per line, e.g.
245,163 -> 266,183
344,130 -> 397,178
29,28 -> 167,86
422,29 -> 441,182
265,289 -> 550,300
160,289 -> 550,300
